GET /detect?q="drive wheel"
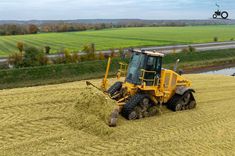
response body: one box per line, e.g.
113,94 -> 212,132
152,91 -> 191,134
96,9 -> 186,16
213,14 -> 217,19
221,11 -> 229,19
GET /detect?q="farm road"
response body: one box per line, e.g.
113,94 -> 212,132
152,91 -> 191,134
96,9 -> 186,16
0,41 -> 235,64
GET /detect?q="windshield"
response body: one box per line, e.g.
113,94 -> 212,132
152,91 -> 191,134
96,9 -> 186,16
126,53 -> 145,85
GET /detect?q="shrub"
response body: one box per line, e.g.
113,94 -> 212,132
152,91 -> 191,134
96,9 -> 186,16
118,48 -> 124,57
64,49 -> 73,63
23,46 -> 47,67
16,42 -> 24,53
214,37 -> 218,42
39,56 -> 49,65
45,46 -> 51,54
230,38 -> 234,41
54,49 -> 79,64
188,46 -> 196,53
80,55 -> 88,62
8,52 -> 23,68
54,56 -> 65,64
71,53 -> 79,63
83,43 -> 96,60
98,52 -> 105,60
110,48 -> 115,58
102,53 -> 109,59
181,48 -> 189,53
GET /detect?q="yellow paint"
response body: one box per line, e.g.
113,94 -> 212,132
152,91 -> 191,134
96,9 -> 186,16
103,56 -> 192,106
117,62 -> 128,80
101,57 -> 111,91
119,68 -> 192,104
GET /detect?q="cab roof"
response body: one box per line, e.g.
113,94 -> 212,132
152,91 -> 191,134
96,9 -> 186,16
133,49 -> 165,57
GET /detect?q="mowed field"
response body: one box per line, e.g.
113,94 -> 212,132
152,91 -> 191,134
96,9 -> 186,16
0,25 -> 235,56
0,74 -> 234,155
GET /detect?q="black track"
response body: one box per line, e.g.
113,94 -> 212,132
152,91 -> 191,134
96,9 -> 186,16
167,94 -> 182,111
167,91 -> 196,111
107,81 -> 123,97
121,94 -> 147,119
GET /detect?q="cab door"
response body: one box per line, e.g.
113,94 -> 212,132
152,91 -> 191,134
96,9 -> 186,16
144,56 -> 162,86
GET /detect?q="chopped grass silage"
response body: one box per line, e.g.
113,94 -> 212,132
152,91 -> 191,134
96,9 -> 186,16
65,86 -> 117,137
0,75 -> 234,155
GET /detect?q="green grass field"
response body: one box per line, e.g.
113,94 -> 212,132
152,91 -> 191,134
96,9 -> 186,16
0,25 -> 235,56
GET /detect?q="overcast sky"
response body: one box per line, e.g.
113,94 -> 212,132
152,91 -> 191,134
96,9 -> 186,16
0,0 -> 234,20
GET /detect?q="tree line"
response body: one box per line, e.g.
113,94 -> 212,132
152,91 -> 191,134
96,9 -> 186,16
0,22 -> 187,36
0,24 -> 38,35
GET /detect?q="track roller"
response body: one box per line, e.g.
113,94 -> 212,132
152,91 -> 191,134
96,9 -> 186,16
167,91 -> 196,112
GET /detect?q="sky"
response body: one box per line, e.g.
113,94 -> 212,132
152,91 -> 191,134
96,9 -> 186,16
0,0 -> 234,20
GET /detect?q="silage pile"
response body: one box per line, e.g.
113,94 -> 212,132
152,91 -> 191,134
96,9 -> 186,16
66,86 -> 117,136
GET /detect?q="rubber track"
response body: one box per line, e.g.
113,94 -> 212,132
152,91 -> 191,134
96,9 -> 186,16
121,94 -> 146,119
167,91 -> 196,111
107,81 -> 122,96
167,94 -> 182,111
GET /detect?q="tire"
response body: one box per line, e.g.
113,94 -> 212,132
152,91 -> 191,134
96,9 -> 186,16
213,14 -> 217,19
121,94 -> 146,120
107,81 -> 123,97
221,11 -> 229,19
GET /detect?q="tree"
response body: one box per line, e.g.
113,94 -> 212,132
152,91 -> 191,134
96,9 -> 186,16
28,24 -> 38,34
63,49 -> 73,63
83,43 -> 96,60
17,42 -> 24,53
23,46 -> 47,67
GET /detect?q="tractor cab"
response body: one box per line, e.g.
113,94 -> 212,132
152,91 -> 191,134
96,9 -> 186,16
125,50 -> 164,86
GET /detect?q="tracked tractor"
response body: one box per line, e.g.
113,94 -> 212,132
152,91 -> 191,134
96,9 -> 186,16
87,49 -> 196,127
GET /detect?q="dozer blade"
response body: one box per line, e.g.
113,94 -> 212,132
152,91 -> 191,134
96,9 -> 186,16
108,108 -> 120,127
86,81 -> 120,127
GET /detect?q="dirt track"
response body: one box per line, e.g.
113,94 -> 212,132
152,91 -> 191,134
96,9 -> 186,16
0,74 -> 234,155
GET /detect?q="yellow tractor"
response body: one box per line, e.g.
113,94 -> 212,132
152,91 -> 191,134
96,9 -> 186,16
89,49 -> 196,127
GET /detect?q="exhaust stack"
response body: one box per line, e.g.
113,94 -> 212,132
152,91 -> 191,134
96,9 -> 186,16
174,59 -> 180,72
